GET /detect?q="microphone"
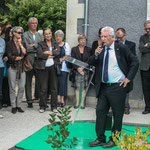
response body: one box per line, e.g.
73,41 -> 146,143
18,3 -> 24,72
95,42 -> 104,59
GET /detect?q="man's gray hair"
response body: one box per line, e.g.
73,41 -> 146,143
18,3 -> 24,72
101,26 -> 115,37
28,17 -> 38,24
55,30 -> 64,38
144,20 -> 150,26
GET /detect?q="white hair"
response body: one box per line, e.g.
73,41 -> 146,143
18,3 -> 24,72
55,29 -> 64,38
101,26 -> 115,37
28,17 -> 38,24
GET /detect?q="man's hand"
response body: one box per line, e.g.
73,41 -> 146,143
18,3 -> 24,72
95,46 -> 103,55
119,78 -> 130,87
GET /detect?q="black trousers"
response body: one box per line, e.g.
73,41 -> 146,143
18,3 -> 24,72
25,67 -> 39,104
38,65 -> 57,109
96,83 -> 126,142
2,77 -> 11,106
141,69 -> 150,111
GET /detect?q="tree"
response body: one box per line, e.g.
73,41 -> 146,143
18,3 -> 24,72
0,0 -> 67,33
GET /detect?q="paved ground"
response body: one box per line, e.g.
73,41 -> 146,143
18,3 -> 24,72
0,102 -> 150,150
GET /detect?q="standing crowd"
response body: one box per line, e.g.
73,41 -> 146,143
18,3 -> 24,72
0,17 -> 150,130
0,17 -> 150,148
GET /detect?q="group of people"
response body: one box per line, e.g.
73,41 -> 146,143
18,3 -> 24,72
0,17 -> 73,115
0,17 -> 150,148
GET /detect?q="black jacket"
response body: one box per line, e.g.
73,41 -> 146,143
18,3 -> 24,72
35,39 -> 60,70
88,42 -> 139,97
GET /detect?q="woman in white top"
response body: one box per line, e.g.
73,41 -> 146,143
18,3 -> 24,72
55,30 -> 71,107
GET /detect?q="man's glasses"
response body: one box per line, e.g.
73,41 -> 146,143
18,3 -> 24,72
116,35 -> 124,40
15,31 -> 23,34
31,22 -> 38,24
145,28 -> 150,31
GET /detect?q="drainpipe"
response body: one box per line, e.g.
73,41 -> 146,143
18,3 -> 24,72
84,0 -> 89,36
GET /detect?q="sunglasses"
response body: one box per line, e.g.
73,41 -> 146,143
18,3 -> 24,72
145,28 -> 150,31
15,31 -> 23,34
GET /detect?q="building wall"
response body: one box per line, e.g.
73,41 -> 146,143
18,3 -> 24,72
66,0 -> 147,101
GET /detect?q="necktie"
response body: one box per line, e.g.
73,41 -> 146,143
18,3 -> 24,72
103,47 -> 110,82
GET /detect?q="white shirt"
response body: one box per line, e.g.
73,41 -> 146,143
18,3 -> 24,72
102,42 -> 125,83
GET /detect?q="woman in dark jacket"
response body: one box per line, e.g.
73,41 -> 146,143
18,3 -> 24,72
71,34 -> 92,109
6,26 -> 26,114
36,28 -> 60,112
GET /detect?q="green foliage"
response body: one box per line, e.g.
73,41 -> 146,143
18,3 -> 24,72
46,106 -> 78,150
112,125 -> 150,150
0,0 -> 67,32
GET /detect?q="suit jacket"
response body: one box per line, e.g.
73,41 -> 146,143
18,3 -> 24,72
139,33 -> 150,71
125,40 -> 136,55
115,40 -> 136,55
35,39 -> 60,70
23,31 -> 43,64
88,42 -> 139,98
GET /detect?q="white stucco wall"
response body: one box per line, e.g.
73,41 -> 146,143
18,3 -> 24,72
66,0 -> 84,48
147,0 -> 150,20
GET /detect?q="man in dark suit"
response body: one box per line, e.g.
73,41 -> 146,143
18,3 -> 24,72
88,26 -> 139,148
139,20 -> 150,114
115,28 -> 136,115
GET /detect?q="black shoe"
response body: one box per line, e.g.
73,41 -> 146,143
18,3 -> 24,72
102,140 -> 116,148
81,106 -> 85,109
142,110 -> 150,114
61,103 -> 65,108
2,104 -> 8,107
17,107 -> 24,113
57,102 -> 61,107
124,109 -> 130,115
12,108 -> 17,114
74,105 -> 79,109
28,103 -> 33,108
89,139 -> 106,147
51,107 -> 57,112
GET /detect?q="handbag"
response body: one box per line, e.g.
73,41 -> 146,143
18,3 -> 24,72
55,63 -> 62,76
23,55 -> 33,72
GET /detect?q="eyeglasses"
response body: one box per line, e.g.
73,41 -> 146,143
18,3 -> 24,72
116,35 -> 124,40
31,22 -> 38,24
15,31 -> 23,34
145,28 -> 150,31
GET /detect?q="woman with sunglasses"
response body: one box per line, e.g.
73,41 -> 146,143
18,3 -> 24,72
6,26 -> 26,114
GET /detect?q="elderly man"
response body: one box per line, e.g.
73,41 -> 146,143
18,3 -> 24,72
23,17 -> 43,108
139,20 -> 150,114
116,28 -> 136,115
88,26 -> 139,148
